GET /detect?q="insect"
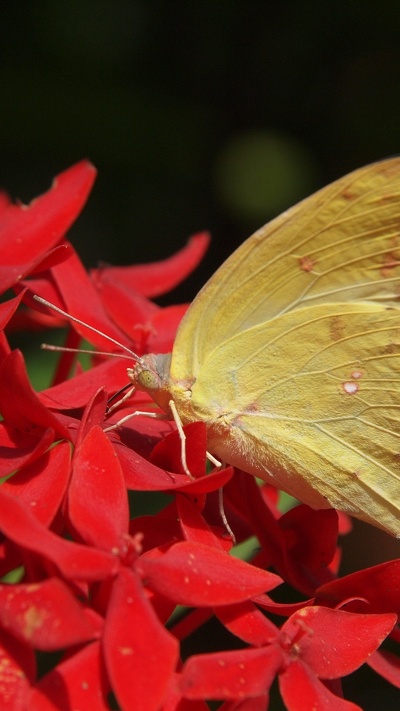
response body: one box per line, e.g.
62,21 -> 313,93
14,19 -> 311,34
37,158 -> 400,537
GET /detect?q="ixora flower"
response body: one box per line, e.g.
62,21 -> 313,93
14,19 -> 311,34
0,162 -> 399,710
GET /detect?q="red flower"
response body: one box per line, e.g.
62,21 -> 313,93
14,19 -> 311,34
0,162 -> 399,711
177,606 -> 396,709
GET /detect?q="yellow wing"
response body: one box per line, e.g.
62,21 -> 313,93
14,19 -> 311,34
171,158 -> 400,385
175,302 -> 400,536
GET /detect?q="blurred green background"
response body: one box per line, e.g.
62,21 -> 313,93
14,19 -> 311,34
1,0 -> 400,303
2,5 -> 400,707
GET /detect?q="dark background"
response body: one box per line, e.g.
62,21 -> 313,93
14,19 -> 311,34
1,1 -> 400,302
2,4 -> 400,707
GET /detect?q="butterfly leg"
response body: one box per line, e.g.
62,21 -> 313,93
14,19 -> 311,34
103,409 -> 169,432
106,385 -> 136,415
169,401 -> 222,477
218,487 -> 236,544
207,451 -> 221,468
168,405 -> 234,538
212,454 -> 235,543
168,399 -> 194,479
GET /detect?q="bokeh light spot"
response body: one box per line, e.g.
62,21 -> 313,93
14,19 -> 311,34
214,129 -> 318,222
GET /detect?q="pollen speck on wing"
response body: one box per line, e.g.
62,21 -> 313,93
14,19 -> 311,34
342,381 -> 359,395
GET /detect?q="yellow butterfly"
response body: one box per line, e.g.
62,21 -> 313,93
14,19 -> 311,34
129,158 -> 400,538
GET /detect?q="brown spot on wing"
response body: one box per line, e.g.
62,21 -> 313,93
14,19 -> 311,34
380,250 -> 400,278
375,191 -> 400,203
382,342 -> 399,354
299,255 -> 316,272
329,315 -> 346,341
340,189 -> 358,201
379,162 -> 400,179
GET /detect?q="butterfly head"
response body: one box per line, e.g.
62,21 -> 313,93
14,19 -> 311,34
127,353 -> 173,414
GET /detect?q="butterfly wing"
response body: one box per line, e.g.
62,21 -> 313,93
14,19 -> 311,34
179,302 -> 400,535
171,158 -> 400,384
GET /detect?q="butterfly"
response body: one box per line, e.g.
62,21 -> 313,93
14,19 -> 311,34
127,158 -> 400,537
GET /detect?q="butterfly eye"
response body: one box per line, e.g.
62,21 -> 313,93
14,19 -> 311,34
138,370 -> 159,390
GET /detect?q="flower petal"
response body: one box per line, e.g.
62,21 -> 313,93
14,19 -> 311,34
1,442 -> 71,526
29,640 -> 109,711
139,541 -> 282,606
367,649 -> 400,688
48,243 -> 133,348
0,578 -> 99,650
0,488 -> 118,582
0,630 -> 35,710
150,422 -> 207,478
0,424 -> 55,479
91,232 -> 210,298
39,358 -> 129,410
215,601 -> 279,646
69,426 -> 129,551
0,293 -> 25,330
176,494 -> 229,549
178,646 -> 282,700
279,660 -> 362,711
280,606 -> 396,678
0,161 -> 96,293
103,567 -> 178,711
0,350 -> 70,439
315,559 -> 400,615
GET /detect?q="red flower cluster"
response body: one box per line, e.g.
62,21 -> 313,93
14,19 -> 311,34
0,162 -> 399,710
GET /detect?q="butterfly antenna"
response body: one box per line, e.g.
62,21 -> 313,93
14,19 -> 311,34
40,344 -> 132,359
33,294 -> 144,364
